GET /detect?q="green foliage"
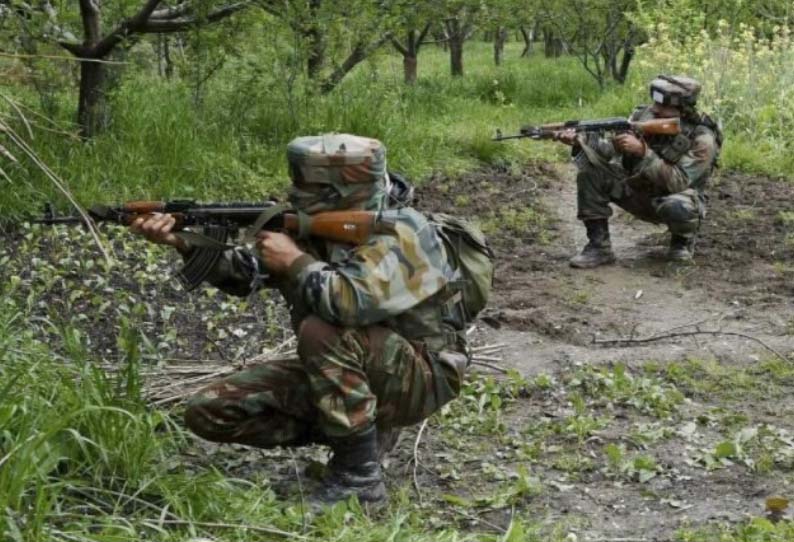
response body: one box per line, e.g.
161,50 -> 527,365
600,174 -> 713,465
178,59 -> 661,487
677,518 -> 794,542
566,363 -> 685,418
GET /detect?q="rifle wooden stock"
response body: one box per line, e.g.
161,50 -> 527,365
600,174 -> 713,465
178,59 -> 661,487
630,117 -> 680,136
282,210 -> 379,245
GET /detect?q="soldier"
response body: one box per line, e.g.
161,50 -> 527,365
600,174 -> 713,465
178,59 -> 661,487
555,75 -> 722,267
128,134 -> 470,508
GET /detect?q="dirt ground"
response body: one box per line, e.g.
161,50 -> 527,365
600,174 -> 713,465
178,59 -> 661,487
418,163 -> 794,368
406,163 -> 794,540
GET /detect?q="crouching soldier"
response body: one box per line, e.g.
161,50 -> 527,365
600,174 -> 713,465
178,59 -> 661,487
129,134 -> 478,508
555,75 -> 722,267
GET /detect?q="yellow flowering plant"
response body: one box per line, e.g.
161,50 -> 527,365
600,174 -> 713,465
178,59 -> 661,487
631,11 -> 794,175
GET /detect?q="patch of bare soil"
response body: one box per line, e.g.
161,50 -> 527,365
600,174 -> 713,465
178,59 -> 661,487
692,172 -> 794,302
411,163 -> 794,540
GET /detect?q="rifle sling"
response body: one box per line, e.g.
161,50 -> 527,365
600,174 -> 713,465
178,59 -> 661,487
243,203 -> 291,244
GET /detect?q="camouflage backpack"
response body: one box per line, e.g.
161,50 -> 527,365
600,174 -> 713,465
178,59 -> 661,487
430,214 -> 495,322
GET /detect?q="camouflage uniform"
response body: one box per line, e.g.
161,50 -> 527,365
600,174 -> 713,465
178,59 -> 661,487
183,135 -> 467,449
570,75 -> 721,266
575,106 -> 720,235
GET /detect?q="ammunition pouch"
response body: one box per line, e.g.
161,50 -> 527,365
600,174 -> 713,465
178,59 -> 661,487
657,133 -> 692,164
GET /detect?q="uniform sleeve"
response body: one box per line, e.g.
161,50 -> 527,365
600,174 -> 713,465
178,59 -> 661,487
634,130 -> 718,194
285,222 -> 449,327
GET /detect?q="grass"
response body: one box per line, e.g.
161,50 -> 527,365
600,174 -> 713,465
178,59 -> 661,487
0,40 -> 645,219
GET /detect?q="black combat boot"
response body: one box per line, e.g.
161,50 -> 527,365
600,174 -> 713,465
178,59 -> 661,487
668,234 -> 695,262
569,219 -> 616,268
310,426 -> 386,508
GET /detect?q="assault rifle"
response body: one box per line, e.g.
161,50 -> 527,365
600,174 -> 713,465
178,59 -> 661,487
35,200 -> 389,290
493,116 -> 681,141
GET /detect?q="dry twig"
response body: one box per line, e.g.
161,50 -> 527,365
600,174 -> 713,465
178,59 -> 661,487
593,330 -> 788,363
412,419 -> 429,502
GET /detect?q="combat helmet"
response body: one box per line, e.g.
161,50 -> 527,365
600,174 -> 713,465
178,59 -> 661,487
649,75 -> 701,108
286,134 -> 390,214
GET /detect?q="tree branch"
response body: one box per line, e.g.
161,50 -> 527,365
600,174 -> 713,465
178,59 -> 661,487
91,0 -> 162,57
140,2 -> 248,33
320,33 -> 391,94
415,22 -> 432,53
390,36 -> 409,57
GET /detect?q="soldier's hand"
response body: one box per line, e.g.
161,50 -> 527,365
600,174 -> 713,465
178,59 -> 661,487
552,129 -> 578,146
613,133 -> 647,156
129,213 -> 189,253
256,231 -> 304,275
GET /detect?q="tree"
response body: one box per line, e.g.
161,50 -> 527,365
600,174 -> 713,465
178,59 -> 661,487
387,1 -> 438,84
259,0 -> 391,94
4,0 -> 248,137
438,0 -> 481,77
539,0 -> 639,86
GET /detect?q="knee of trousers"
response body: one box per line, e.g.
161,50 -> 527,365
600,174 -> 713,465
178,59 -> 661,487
655,196 -> 701,234
297,315 -> 343,363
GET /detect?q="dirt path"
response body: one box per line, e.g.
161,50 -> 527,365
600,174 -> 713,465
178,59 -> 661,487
413,164 -> 794,541
451,163 -> 794,374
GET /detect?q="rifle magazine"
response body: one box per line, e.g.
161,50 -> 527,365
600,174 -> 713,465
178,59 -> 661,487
175,226 -> 228,291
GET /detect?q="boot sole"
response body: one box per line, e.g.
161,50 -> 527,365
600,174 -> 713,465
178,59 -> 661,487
569,256 -> 617,269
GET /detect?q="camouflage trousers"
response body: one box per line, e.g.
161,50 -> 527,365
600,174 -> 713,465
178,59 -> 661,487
576,161 -> 705,236
184,316 -> 464,447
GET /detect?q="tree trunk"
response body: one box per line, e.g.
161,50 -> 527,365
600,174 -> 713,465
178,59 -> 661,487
304,0 -> 325,79
519,26 -> 533,57
543,28 -> 563,57
449,38 -> 463,76
158,34 -> 173,78
403,54 -> 417,84
613,43 -> 634,84
493,26 -> 507,66
306,28 -> 325,79
77,59 -> 106,138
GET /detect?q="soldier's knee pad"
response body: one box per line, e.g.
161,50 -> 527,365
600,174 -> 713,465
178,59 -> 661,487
297,315 -> 342,361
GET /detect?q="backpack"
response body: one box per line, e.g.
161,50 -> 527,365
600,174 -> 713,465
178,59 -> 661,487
430,213 -> 495,322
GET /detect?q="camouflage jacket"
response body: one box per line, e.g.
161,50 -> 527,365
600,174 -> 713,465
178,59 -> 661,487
578,106 -> 720,195
191,207 -> 465,353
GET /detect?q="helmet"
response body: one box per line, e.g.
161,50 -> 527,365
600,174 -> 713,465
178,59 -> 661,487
649,75 -> 701,108
286,133 -> 389,213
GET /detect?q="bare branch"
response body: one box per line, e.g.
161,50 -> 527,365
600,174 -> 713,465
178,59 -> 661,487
140,2 -> 248,33
415,22 -> 432,53
390,36 -> 409,57
91,0 -> 163,57
320,33 -> 391,94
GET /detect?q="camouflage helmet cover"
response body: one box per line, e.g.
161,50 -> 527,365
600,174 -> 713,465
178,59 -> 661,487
649,75 -> 701,107
286,133 -> 389,213
287,133 -> 386,187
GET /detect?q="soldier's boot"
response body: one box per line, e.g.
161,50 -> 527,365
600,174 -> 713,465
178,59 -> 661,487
569,219 -> 616,269
667,234 -> 695,262
310,426 -> 387,508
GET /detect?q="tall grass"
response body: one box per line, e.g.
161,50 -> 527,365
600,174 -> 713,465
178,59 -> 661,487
1,288 -> 496,541
0,42 -> 634,218
3,35 -> 790,220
